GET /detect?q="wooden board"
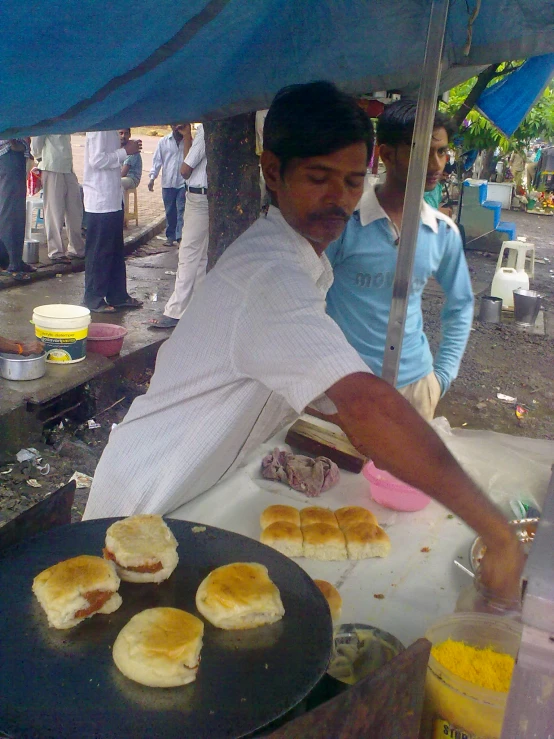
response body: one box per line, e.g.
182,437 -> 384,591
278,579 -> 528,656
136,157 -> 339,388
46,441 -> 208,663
285,419 -> 367,474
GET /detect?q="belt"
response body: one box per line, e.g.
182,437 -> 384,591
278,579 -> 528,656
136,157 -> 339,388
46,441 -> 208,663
186,185 -> 208,194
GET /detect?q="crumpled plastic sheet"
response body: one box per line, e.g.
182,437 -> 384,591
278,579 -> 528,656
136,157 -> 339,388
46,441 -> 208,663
431,417 -> 554,513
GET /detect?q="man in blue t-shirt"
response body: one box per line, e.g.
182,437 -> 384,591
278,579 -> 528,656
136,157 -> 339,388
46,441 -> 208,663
325,101 -> 473,421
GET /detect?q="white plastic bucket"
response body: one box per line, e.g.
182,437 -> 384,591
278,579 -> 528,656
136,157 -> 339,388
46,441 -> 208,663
32,304 -> 91,364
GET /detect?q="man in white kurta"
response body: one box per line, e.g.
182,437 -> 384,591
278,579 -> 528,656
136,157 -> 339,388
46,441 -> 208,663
84,204 -> 370,517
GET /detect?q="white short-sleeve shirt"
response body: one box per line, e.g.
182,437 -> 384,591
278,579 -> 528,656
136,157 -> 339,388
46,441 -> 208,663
84,206 -> 371,519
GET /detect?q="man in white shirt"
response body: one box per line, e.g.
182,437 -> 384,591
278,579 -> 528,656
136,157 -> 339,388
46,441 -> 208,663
31,135 -> 85,264
151,123 -> 209,328
148,124 -> 191,246
82,131 -> 143,313
84,82 -> 522,604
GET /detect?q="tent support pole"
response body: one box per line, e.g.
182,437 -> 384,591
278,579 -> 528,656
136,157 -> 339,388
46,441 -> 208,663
381,0 -> 450,386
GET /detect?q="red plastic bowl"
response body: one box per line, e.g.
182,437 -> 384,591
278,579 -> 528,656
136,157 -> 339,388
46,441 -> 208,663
87,323 -> 128,357
363,461 -> 430,511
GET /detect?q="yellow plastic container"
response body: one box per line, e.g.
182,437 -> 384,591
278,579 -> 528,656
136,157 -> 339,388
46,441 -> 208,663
420,613 -> 521,739
32,304 -> 91,364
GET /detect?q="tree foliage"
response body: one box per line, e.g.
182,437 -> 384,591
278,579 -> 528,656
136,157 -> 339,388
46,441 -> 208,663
441,68 -> 554,153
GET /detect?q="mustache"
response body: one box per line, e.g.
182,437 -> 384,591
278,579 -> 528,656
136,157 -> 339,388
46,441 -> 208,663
307,206 -> 349,222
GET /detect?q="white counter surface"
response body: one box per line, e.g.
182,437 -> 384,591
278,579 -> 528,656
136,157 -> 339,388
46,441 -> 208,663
171,421 -> 475,647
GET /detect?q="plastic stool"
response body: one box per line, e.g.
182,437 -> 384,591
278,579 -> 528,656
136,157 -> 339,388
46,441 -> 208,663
124,187 -> 139,227
25,195 -> 44,240
496,240 -> 535,279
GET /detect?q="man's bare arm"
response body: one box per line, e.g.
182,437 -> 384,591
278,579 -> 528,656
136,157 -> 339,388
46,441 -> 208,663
326,372 -> 524,597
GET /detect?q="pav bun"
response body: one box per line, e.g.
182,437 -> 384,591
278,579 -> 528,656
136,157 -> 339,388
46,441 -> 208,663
302,523 -> 347,561
32,555 -> 122,630
343,523 -> 391,559
196,563 -> 284,630
313,580 -> 342,623
260,522 -> 303,558
260,505 -> 301,530
335,506 -> 378,529
113,607 -> 204,687
104,514 -> 178,583
300,507 -> 339,529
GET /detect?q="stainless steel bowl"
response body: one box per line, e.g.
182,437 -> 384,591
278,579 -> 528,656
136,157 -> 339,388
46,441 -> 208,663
470,517 -> 539,573
327,623 -> 404,685
0,352 -> 46,381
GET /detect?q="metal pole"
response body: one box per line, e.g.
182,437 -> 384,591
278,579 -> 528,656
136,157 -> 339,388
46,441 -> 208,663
381,0 -> 450,386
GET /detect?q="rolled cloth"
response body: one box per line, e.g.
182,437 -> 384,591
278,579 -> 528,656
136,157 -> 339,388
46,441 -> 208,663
261,448 -> 340,497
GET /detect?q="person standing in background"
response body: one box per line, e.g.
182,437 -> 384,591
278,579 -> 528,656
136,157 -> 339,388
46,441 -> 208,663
31,135 -> 85,264
151,123 -> 208,329
0,138 -> 36,281
148,124 -> 191,246
118,129 -> 142,190
325,101 -> 473,422
82,130 -> 144,313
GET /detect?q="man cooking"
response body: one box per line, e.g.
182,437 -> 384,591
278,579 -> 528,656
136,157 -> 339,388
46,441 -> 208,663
84,81 -> 522,601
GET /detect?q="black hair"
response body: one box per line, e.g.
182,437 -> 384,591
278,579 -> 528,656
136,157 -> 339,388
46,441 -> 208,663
119,128 -> 131,134
376,99 -> 455,147
263,81 -> 374,175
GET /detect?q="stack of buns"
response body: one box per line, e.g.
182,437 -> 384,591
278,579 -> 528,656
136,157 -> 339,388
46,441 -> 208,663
103,514 -> 179,584
260,505 -> 390,561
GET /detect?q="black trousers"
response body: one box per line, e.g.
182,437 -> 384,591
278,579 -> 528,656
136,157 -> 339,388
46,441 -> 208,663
0,150 -> 26,271
83,210 -> 128,309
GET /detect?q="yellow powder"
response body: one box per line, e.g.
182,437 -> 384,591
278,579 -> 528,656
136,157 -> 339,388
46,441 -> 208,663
431,639 -> 515,692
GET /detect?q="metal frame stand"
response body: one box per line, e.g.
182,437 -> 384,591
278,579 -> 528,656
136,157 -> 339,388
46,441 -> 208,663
381,0 -> 450,385
500,474 -> 554,739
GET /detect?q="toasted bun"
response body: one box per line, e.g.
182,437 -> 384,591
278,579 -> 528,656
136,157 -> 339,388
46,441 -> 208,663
113,607 -> 204,687
300,507 -> 339,529
302,523 -> 347,561
335,506 -> 378,529
32,555 -> 122,629
260,522 -> 303,558
104,515 -> 179,583
196,563 -> 285,630
260,505 -> 301,530
313,580 -> 342,623
343,523 -> 391,559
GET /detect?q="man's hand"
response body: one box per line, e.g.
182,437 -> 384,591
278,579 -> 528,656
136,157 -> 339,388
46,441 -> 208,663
148,180 -> 154,192
124,139 -> 142,156
479,534 -> 525,601
325,372 -> 525,602
20,340 -> 44,356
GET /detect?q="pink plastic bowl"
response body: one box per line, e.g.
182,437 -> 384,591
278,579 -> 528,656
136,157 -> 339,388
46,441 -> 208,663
87,323 -> 128,357
363,461 -> 430,511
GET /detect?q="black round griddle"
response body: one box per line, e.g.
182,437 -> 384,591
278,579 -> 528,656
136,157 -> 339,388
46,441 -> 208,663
0,518 -> 333,739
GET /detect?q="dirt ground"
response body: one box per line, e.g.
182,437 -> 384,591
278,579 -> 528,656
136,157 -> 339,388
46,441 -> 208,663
1,210 -> 552,525
431,209 -> 554,439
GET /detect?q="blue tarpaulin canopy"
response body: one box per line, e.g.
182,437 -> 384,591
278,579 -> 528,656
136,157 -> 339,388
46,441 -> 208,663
476,54 -> 554,138
2,0 -> 554,136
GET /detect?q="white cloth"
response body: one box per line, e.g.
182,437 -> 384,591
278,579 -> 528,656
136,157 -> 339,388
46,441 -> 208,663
83,206 -> 371,519
149,133 -> 186,189
82,131 -> 126,213
163,192 -> 209,319
184,124 -> 208,189
31,135 -> 74,174
41,171 -> 85,259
